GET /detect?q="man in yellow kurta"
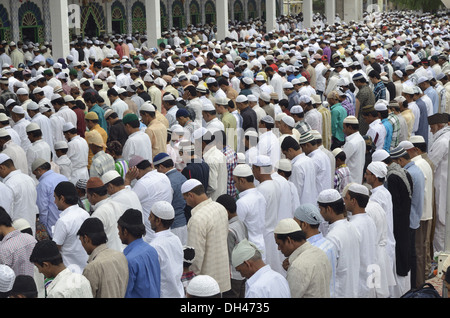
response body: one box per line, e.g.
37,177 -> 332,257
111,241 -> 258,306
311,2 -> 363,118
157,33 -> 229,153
85,111 -> 108,168
140,102 -> 167,159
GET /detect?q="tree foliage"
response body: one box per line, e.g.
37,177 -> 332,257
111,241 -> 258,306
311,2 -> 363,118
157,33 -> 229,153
391,0 -> 444,12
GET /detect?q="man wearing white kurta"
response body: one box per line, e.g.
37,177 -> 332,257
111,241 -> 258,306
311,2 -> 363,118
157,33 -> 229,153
318,189 -> 360,298
427,114 -> 450,254
342,116 -> 366,184
65,123 -> 89,184
0,154 -> 38,236
28,101 -> 54,153
52,181 -> 90,274
281,136 -> 318,206
233,164 -> 267,261
0,130 -> 28,175
125,156 -> 173,243
252,155 -> 285,276
88,180 -> 127,253
149,201 -> 185,298
122,114 -> 153,163
257,116 -> 281,166
344,184 -> 378,298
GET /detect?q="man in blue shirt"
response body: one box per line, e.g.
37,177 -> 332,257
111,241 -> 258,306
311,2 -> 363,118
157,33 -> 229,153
118,208 -> 161,298
418,76 -> 440,114
153,152 -> 188,245
32,158 -> 68,239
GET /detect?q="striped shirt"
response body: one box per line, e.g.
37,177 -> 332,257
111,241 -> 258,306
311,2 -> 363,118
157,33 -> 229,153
0,230 -> 37,277
387,112 -> 401,150
373,81 -> 386,102
334,164 -> 351,194
222,145 -> 238,198
307,232 -> 337,298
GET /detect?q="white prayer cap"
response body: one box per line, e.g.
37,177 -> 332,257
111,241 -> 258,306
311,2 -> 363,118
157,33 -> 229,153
372,149 -> 390,162
282,82 -> 294,89
374,100 -> 388,111
248,94 -> 258,102
12,105 -> 25,115
231,239 -> 261,268
367,161 -> 388,178
343,115 -> 358,124
261,115 -> 274,124
186,275 -> 220,297
16,88 -> 29,95
181,179 -> 203,194
253,155 -> 272,167
417,76 -> 429,84
151,201 -> 175,220
101,170 -> 121,185
410,135 -> 425,144
348,183 -> 370,196
233,164 -> 253,177
201,100 -> 215,112
26,122 -> 40,133
280,115 -> 295,128
0,128 -> 9,137
244,130 -> 258,138
274,218 -> 302,235
140,102 -> 156,112
275,159 -> 292,172
64,95 -> 75,103
11,218 -> 31,232
63,122 -> 75,132
332,147 -> 344,157
54,140 -> 68,150
299,95 -> 311,104
317,189 -> 342,204
236,95 -> 248,103
290,105 -> 303,115
275,112 -> 287,122
27,101 -> 39,111
398,140 -> 414,150
0,153 -> 11,165
294,204 -> 324,225
0,265 -> 15,293
237,152 -> 246,164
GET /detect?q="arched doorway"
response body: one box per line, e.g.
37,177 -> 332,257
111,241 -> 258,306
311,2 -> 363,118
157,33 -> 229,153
248,0 -> 257,20
111,0 -> 126,35
205,0 -> 216,25
18,1 -> 44,44
80,3 -> 105,38
189,0 -> 200,27
172,0 -> 184,30
0,4 -> 11,42
132,1 -> 146,35
160,1 -> 168,32
234,0 -> 244,22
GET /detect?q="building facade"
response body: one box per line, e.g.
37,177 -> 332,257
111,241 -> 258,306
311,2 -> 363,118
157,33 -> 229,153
0,0 -> 284,45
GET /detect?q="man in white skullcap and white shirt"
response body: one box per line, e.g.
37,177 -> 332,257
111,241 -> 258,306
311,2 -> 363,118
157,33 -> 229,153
54,140 -> 72,180
343,183 -> 378,298
257,115 -> 281,165
10,105 -> 32,152
0,128 -> 28,175
148,201 -> 185,298
317,188 -> 360,298
25,123 -> 51,178
0,153 -> 39,236
101,170 -> 143,213
342,115 -> 366,184
0,113 -> 21,147
233,164 -> 267,261
281,135 -> 318,205
364,159 -> 397,296
181,178 -> 231,294
251,155 -> 285,277
63,122 -> 89,184
232,238 -> 291,298
299,131 -> 332,194
27,101 -> 54,154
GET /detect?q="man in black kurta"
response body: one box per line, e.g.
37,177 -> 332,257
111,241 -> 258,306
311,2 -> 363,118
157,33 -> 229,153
385,158 -> 413,277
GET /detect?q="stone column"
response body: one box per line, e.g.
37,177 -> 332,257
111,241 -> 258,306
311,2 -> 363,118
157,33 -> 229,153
49,0 -> 70,60
302,0 -> 313,29
216,0 -> 229,41
126,0 -> 132,35
10,0 -> 20,43
343,0 -> 361,22
145,0 -> 161,48
266,0 -> 277,33
105,1 -> 113,36
325,0 -> 335,25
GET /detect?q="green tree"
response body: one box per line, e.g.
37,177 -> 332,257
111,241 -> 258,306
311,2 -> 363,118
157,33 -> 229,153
392,0 -> 444,12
